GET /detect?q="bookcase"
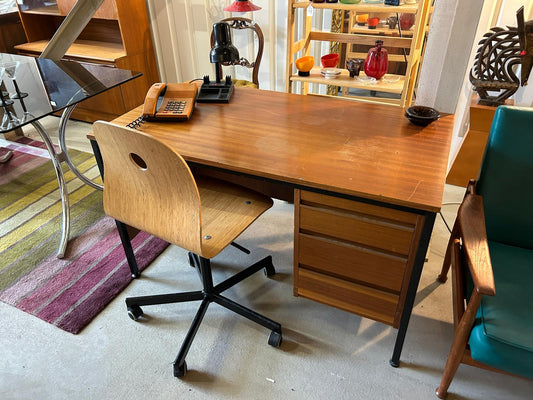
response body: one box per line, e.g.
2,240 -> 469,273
286,1 -> 431,107
14,0 -> 159,122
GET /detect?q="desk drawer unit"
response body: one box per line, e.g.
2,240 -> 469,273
294,190 -> 425,327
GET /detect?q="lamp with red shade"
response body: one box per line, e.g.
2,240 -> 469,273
224,0 -> 261,12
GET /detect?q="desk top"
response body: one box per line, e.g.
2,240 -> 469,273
0,53 -> 141,132
112,88 -> 453,213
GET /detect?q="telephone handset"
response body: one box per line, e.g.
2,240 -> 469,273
142,82 -> 198,121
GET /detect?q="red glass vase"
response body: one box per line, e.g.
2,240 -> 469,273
364,40 -> 388,80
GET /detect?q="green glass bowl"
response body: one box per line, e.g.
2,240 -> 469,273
339,0 -> 362,4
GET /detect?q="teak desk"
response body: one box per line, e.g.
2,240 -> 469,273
97,88 -> 453,367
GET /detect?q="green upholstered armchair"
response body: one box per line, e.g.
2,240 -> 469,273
436,106 -> 533,398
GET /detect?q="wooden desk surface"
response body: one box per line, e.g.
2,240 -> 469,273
111,88 -> 453,212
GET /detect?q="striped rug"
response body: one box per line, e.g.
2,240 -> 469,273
0,138 -> 168,334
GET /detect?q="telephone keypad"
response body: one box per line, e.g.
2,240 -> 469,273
164,100 -> 187,114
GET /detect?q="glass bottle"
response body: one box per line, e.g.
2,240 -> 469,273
364,40 -> 388,80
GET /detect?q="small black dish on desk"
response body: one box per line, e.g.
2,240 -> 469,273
405,106 -> 440,126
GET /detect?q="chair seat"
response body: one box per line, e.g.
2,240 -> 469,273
469,240 -> 533,379
233,79 -> 258,88
196,176 -> 273,259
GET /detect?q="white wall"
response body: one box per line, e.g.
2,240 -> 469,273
145,0 -> 289,91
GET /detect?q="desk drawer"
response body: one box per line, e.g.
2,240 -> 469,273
297,268 -> 398,326
294,189 -> 426,328
299,205 -> 413,256
298,233 -> 406,292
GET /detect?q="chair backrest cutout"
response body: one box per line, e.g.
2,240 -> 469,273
92,121 -> 203,255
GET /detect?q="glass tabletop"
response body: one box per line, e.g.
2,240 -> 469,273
0,53 -> 142,132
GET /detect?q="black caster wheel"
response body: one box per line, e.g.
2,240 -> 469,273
131,272 -> 140,279
268,331 -> 282,347
127,305 -> 143,321
173,361 -> 187,378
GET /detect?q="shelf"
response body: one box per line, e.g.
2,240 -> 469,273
350,25 -> 413,36
14,40 -> 126,63
293,1 -> 419,13
287,0 -> 430,107
290,67 -> 404,94
19,4 -> 60,16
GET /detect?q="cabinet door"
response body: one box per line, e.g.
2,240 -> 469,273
57,0 -> 118,20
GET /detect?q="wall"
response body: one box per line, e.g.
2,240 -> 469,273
145,0 -> 288,91
417,0 -> 533,170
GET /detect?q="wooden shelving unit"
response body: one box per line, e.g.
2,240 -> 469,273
14,0 -> 159,122
286,0 -> 431,107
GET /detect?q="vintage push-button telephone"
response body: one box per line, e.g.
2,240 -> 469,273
142,83 -> 198,121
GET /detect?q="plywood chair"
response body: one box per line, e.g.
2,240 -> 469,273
210,17 -> 264,88
435,106 -> 533,398
92,121 -> 282,378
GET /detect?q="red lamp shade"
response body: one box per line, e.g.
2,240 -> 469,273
224,0 -> 261,12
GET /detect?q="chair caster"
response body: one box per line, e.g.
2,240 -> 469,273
131,272 -> 140,279
127,305 -> 143,321
173,361 -> 187,378
268,330 -> 282,347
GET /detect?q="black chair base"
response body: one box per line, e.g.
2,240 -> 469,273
125,254 -> 282,378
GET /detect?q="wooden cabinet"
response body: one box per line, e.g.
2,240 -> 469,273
14,0 -> 159,122
0,8 -> 27,54
286,1 -> 431,107
294,189 -> 426,327
446,95 -> 512,187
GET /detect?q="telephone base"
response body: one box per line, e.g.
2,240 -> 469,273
197,76 -> 234,103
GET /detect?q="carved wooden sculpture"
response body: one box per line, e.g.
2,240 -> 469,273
470,6 -> 533,106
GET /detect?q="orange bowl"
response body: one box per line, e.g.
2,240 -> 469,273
356,14 -> 368,24
295,56 -> 315,74
321,53 -> 339,68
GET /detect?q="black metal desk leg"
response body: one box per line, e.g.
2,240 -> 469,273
90,139 -> 140,279
390,212 -> 436,367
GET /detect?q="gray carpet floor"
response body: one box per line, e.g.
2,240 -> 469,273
1,117 -> 532,399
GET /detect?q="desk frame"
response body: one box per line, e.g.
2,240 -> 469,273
92,88 -> 453,366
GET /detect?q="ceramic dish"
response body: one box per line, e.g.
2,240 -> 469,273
295,56 -> 315,76
405,106 -> 440,126
320,53 -> 340,68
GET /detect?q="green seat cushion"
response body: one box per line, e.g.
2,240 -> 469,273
469,240 -> 533,379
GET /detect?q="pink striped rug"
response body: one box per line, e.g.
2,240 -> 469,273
0,138 -> 168,333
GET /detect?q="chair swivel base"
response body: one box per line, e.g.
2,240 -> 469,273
125,254 -> 282,378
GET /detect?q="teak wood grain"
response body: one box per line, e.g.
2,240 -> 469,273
112,88 -> 453,212
93,121 -> 273,259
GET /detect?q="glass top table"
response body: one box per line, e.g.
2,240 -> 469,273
1,53 -> 142,257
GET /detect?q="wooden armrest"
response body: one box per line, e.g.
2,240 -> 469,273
457,192 -> 495,296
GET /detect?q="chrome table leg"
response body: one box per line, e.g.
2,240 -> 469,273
31,120 -> 70,258
58,105 -> 103,190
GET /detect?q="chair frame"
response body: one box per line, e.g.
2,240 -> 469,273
126,253 -> 281,377
92,121 -> 282,378
210,17 -> 264,87
435,180 -> 520,398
